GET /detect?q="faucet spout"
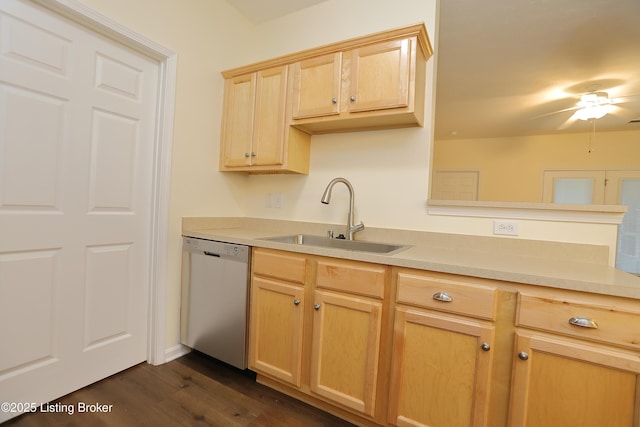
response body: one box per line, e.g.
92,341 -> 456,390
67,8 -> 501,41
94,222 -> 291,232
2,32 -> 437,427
320,177 -> 364,240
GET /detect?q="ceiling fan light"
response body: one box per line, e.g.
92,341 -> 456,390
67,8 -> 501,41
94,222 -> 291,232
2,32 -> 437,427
575,104 -> 609,120
577,92 -> 607,106
574,92 -> 613,120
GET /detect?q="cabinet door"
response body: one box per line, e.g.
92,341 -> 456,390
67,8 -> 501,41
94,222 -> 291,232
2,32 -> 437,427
310,290 -> 382,417
249,276 -> 304,387
220,73 -> 255,167
509,333 -> 640,427
290,52 -> 342,119
349,38 -> 410,113
252,66 -> 287,166
388,307 -> 495,427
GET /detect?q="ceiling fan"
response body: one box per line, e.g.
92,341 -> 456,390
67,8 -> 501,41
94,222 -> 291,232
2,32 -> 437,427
555,91 -> 639,130
544,90 -> 640,152
573,92 -> 614,120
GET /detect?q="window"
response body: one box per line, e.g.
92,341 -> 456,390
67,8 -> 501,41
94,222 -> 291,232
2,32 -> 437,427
544,170 -> 640,274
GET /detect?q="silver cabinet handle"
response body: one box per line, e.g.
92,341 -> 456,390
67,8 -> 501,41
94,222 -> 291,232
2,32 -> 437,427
569,316 -> 598,329
480,342 -> 491,352
331,97 -> 337,104
293,299 -> 301,306
518,351 -> 529,361
314,304 -> 321,311
349,95 -> 356,102
432,292 -> 453,302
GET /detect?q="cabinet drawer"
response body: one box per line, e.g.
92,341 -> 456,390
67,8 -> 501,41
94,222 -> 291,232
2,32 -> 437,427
517,292 -> 640,350
252,249 -> 307,284
396,271 -> 497,320
316,258 -> 386,299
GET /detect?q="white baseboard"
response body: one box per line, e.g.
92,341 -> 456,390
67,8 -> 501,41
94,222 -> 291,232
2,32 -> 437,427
164,344 -> 191,362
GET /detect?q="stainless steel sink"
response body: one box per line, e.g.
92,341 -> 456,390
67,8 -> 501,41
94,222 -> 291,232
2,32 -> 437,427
260,234 -> 409,255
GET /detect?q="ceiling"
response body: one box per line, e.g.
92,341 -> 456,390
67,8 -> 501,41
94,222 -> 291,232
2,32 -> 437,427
225,0 -> 327,24
435,0 -> 640,140
224,0 -> 640,140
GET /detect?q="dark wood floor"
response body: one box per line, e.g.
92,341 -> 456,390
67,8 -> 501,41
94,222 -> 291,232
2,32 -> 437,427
5,351 -> 355,426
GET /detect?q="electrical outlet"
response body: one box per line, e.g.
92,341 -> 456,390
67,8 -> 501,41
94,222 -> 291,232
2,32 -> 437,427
273,192 -> 283,208
493,220 -> 519,236
266,192 -> 283,209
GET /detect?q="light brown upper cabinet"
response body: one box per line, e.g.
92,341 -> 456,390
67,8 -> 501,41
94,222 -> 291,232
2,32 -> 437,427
290,52 -> 342,120
289,34 -> 430,133
220,66 -> 311,174
219,23 -> 432,174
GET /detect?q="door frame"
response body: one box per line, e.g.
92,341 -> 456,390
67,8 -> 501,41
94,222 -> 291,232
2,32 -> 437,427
33,0 -> 176,365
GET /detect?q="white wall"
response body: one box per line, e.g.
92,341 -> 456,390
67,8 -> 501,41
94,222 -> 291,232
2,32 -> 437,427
240,1 -> 620,262
75,0 -> 256,351
75,0 -> 621,354
245,128 -> 432,230
244,0 -> 438,230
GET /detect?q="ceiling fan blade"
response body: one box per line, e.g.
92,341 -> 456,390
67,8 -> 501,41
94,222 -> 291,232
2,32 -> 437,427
532,105 -> 579,120
557,112 -> 579,130
611,94 -> 640,105
607,104 -> 637,118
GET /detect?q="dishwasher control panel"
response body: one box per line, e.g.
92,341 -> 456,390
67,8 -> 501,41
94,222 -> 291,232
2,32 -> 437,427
183,237 -> 250,259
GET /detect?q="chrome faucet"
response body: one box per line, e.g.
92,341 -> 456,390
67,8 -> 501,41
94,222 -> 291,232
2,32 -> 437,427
320,177 -> 364,240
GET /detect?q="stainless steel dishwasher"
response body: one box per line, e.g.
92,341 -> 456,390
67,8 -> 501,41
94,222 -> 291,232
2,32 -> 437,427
181,237 -> 250,369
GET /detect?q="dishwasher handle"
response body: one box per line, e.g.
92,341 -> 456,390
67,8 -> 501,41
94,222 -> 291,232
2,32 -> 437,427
204,251 -> 221,257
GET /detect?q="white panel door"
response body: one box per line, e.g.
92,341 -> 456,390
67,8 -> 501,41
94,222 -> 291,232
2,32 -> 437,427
0,0 -> 159,420
605,171 -> 640,275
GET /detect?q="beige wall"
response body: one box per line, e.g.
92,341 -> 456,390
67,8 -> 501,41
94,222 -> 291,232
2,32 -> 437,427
433,130 -> 640,202
75,0 -> 256,350
75,0 -> 624,354
238,3 -> 620,266
75,0 -> 439,352
244,0 -> 438,230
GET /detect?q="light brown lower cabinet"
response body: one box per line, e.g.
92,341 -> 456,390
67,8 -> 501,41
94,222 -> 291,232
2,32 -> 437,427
310,289 -> 382,417
387,269 -> 499,427
249,276 -> 305,387
509,333 -> 640,427
509,289 -> 640,427
248,249 -> 640,427
388,307 -> 495,427
249,248 -> 388,424
249,248 -> 307,387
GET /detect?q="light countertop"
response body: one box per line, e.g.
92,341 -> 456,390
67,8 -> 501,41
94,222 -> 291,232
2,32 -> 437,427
182,217 -> 640,300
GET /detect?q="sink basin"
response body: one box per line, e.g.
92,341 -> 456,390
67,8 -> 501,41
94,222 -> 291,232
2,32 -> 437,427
260,234 -> 409,255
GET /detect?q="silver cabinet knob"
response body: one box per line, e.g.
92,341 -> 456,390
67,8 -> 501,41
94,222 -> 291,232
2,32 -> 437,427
314,304 -> 321,311
480,342 -> 491,352
350,95 -> 356,102
244,152 -> 250,158
250,152 -> 256,157
331,97 -> 337,104
518,351 -> 529,361
569,316 -> 598,329
432,292 -> 453,302
293,299 -> 301,306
